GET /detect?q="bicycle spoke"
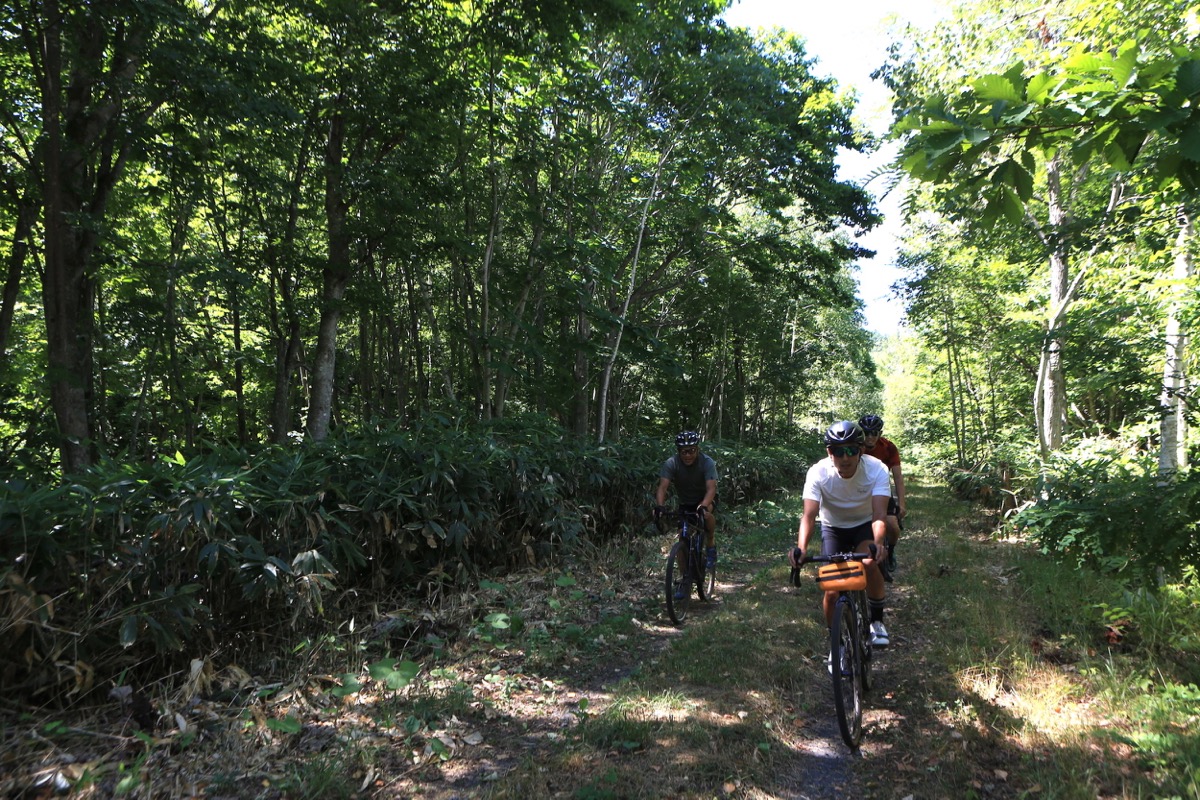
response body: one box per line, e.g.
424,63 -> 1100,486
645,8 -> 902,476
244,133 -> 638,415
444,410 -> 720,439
665,541 -> 690,624
831,598 -> 863,748
857,590 -> 873,693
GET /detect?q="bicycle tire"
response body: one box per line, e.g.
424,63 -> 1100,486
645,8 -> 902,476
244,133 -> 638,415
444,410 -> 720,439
702,556 -> 716,599
830,596 -> 864,748
855,590 -> 873,693
691,537 -> 708,602
665,540 -> 690,624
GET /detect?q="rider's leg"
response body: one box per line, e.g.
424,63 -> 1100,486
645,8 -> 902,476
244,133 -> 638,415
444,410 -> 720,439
860,540 -> 890,646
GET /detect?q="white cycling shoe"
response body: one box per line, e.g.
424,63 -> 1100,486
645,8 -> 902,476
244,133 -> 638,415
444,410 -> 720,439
870,621 -> 890,648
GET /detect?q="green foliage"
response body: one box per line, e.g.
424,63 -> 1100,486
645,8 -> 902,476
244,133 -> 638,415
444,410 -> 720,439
1010,459 -> 1200,585
2,0 -> 877,475
1096,570 -> 1200,663
0,415 -> 802,700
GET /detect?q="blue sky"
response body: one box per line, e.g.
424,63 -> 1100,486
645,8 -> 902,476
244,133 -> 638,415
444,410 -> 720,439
720,0 -> 946,336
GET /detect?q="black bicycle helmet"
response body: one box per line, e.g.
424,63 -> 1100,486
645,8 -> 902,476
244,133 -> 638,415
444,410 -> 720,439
675,430 -> 701,448
823,420 -> 865,447
858,414 -> 884,435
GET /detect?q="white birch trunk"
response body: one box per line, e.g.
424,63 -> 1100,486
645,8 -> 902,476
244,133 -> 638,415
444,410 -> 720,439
1039,151 -> 1069,455
1158,209 -> 1193,476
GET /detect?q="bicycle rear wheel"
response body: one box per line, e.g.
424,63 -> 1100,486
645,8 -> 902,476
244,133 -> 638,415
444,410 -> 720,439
856,591 -> 873,693
830,597 -> 864,748
665,540 -> 690,624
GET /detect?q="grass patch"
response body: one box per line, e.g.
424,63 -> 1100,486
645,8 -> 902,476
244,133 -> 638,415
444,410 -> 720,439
484,476 -> 1200,799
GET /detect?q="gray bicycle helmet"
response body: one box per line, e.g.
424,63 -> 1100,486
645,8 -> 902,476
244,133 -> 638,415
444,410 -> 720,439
675,430 -> 701,448
823,420 -> 865,447
858,414 -> 884,435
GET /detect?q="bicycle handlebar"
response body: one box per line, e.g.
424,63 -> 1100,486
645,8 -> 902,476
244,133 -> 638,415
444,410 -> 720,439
653,506 -> 706,534
789,544 -> 878,587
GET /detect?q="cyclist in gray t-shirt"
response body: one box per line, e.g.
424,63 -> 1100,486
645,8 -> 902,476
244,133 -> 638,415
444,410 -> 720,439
654,430 -> 718,568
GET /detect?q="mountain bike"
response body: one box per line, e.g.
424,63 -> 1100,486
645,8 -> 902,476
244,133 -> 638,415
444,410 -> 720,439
790,546 -> 876,748
656,508 -> 714,624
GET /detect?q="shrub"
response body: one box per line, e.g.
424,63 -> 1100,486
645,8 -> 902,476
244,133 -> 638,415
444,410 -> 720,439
0,416 -> 806,701
1008,458 -> 1200,586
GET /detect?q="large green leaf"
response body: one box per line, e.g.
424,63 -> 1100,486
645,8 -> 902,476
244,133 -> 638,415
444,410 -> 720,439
1111,42 -> 1139,89
368,658 -> 420,690
1176,59 -> 1200,98
1025,72 -> 1060,104
1178,114 -> 1200,162
973,74 -> 1022,103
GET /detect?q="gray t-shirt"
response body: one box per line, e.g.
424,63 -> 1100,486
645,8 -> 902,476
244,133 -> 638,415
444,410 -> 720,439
660,453 -> 718,506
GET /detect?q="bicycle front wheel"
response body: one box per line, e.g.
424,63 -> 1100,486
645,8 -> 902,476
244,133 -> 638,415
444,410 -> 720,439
856,591 -> 873,693
830,597 -> 864,748
701,555 -> 716,600
691,538 -> 709,602
665,540 -> 690,624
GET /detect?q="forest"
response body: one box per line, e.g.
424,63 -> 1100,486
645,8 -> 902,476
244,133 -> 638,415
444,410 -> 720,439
1,0 -> 1199,794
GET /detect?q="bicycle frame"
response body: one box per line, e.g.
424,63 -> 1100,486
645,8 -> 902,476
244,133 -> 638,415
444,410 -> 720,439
657,508 -> 712,625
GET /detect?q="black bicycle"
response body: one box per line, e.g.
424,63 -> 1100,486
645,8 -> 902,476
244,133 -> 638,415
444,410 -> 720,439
791,546 -> 876,748
657,508 -> 714,624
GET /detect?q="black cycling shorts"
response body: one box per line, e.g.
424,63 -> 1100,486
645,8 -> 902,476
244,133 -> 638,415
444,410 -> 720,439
820,521 -> 874,556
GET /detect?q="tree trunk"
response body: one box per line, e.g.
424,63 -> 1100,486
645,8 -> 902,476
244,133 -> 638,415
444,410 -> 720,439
571,290 -> 593,438
597,146 -> 672,443
0,188 -> 36,359
266,114 -> 317,444
39,2 -> 95,473
307,108 -> 350,442
1158,208 -> 1192,476
1039,151 -> 1070,456
29,2 -> 165,472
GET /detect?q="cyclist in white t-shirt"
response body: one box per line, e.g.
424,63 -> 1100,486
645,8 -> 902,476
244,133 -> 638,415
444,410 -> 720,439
789,420 -> 892,647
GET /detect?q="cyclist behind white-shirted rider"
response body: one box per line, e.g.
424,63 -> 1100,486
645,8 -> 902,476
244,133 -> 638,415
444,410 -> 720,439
858,413 -> 906,580
788,420 -> 891,648
653,430 -> 718,571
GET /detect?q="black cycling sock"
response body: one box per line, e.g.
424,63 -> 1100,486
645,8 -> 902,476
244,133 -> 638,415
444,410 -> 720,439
868,597 -> 885,623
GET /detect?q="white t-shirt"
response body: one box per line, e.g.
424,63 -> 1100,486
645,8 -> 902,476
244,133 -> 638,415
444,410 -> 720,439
802,454 -> 891,528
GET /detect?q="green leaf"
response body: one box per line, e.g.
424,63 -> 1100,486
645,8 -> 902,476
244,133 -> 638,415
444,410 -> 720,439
983,185 -> 1025,226
1065,51 -> 1107,74
1103,140 -> 1133,171
266,716 -> 302,734
1180,115 -> 1200,162
330,673 -> 362,698
1025,73 -> 1058,104
368,658 -> 420,689
484,612 -> 510,629
1177,59 -> 1200,98
1112,43 -> 1139,88
429,737 -> 451,760
120,616 -> 139,648
554,573 -> 577,587
973,74 -> 1021,103
991,159 -> 1034,201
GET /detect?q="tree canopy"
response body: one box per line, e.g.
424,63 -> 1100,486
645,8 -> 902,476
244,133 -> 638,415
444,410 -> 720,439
0,0 -> 882,475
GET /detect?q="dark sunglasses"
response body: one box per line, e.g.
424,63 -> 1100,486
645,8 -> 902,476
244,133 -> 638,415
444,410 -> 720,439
678,447 -> 698,456
828,446 -> 860,458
